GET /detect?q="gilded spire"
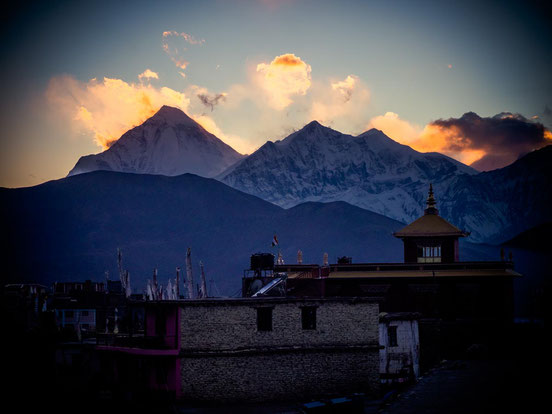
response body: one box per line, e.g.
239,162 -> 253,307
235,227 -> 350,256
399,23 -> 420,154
425,183 -> 439,215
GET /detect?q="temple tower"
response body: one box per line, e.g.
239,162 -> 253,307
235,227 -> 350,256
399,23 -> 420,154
393,184 -> 468,263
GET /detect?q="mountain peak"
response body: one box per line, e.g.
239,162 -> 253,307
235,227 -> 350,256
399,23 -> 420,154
150,105 -> 195,125
305,120 -> 323,128
67,105 -> 243,178
357,128 -> 383,137
355,128 -> 409,150
301,120 -> 331,133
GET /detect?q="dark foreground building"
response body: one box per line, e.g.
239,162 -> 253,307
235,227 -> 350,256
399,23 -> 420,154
96,297 -> 381,402
244,186 -> 521,368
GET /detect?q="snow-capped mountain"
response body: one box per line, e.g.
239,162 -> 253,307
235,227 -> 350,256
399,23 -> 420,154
219,120 -> 477,226
68,106 -> 244,178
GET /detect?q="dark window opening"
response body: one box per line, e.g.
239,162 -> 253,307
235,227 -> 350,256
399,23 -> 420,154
257,307 -> 273,331
155,310 -> 166,337
301,307 -> 317,330
388,325 -> 398,347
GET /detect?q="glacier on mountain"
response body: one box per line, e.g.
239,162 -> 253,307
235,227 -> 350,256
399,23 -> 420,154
218,120 -> 477,228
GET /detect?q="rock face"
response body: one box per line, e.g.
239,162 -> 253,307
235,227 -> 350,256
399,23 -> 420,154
219,121 -> 477,227
68,106 -> 244,178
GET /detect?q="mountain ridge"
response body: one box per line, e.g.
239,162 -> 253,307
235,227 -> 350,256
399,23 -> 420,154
218,119 -> 477,226
64,106 -> 552,244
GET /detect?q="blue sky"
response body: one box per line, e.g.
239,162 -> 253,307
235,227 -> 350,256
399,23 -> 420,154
1,0 -> 550,187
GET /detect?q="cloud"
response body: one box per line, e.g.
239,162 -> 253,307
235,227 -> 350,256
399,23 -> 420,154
367,111 -> 552,170
162,31 -> 205,45
191,114 -> 251,154
331,75 -> 357,103
255,53 -> 312,110
162,31 -> 205,72
197,92 -> 227,111
46,75 -> 190,149
310,74 -> 370,133
138,69 -> 159,81
368,112 -> 421,144
425,112 -> 552,170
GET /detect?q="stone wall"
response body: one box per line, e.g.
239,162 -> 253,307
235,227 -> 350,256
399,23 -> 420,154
179,298 -> 379,351
180,349 -> 379,402
177,298 -> 380,401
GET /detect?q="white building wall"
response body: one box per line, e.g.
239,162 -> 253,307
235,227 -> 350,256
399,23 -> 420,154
379,318 -> 420,383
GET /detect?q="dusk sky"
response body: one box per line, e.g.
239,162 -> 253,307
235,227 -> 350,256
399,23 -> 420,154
1,0 -> 551,188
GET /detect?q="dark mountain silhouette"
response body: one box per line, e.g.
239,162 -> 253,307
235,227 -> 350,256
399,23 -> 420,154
1,171 -> 404,294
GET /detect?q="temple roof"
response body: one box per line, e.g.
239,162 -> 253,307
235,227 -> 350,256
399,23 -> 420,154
393,214 -> 467,237
393,184 -> 467,238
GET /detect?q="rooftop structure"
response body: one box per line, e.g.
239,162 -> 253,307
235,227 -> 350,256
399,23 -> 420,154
393,184 -> 468,263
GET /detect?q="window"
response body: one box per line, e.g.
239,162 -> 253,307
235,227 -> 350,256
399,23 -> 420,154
301,307 -> 317,330
65,310 -> 74,318
388,325 -> 398,347
155,311 -> 166,336
417,245 -> 441,263
82,310 -> 89,317
257,307 -> 273,331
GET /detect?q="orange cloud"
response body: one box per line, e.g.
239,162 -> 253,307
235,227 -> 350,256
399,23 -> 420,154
367,111 -> 552,169
46,75 -> 190,149
367,112 -> 421,144
271,54 -> 305,67
256,53 -> 312,110
367,112 -> 485,165
416,123 -> 487,165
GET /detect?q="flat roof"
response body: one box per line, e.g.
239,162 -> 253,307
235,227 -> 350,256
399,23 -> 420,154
328,268 -> 521,279
133,297 -> 381,307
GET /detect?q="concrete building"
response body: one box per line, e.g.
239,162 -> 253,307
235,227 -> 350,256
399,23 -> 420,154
96,297 -> 381,402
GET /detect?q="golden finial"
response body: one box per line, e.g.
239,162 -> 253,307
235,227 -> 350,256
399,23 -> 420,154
425,183 -> 438,215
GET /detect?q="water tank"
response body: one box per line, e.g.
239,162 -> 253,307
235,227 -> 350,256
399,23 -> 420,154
250,253 -> 275,270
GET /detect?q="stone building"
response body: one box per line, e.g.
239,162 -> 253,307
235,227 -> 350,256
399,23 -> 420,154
96,297 -> 381,402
